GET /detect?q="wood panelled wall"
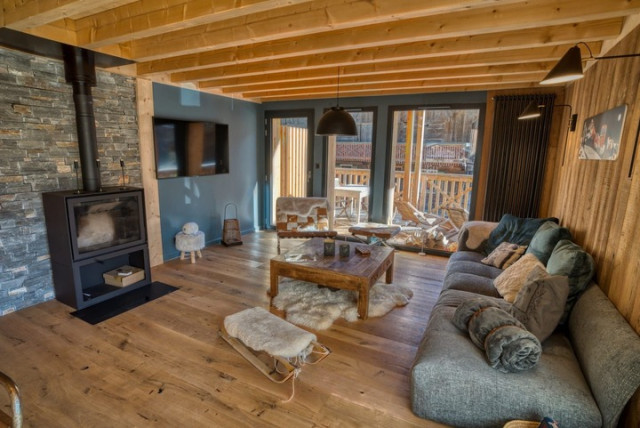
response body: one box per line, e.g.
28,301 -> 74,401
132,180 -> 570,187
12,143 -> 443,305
546,26 -> 640,333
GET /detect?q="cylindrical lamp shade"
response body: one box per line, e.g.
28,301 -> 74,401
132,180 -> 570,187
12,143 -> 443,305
316,107 -> 358,136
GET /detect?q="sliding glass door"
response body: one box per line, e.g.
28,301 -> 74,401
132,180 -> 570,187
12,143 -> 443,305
386,106 -> 482,253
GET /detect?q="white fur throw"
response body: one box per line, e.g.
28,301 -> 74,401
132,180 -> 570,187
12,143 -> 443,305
272,279 -> 413,330
224,307 -> 317,359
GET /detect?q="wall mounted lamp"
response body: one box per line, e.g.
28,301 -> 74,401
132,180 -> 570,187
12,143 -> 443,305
518,101 -> 578,132
316,68 -> 357,136
541,42 -> 640,85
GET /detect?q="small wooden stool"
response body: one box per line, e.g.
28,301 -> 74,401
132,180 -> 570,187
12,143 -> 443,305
175,222 -> 205,263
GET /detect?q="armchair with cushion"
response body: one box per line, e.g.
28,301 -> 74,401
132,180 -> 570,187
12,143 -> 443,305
275,197 -> 337,254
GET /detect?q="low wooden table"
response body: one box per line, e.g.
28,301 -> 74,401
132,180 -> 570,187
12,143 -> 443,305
270,238 -> 395,320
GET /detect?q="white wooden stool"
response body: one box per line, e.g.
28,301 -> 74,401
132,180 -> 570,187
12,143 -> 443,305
175,222 -> 205,263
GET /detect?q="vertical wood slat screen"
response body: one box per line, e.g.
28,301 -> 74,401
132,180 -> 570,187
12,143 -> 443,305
483,94 -> 556,221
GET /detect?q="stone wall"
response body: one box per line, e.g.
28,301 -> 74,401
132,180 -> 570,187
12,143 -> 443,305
0,46 -> 140,314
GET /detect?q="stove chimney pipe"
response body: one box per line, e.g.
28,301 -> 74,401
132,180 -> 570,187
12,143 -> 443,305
63,45 -> 101,192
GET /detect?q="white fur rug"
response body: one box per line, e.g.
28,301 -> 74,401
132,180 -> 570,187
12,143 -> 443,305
272,279 -> 413,330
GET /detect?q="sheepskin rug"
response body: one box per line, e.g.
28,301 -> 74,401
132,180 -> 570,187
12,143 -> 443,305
272,279 -> 413,330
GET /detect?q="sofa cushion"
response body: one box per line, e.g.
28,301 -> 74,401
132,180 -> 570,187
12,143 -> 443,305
482,241 -> 527,269
449,250 -> 486,264
486,214 -> 558,255
446,260 -> 503,280
493,254 -> 545,303
443,272 -> 501,297
436,289 -> 512,311
511,274 -> 569,342
568,285 -> 640,428
546,239 -> 595,323
411,304 -> 602,427
525,221 -> 572,266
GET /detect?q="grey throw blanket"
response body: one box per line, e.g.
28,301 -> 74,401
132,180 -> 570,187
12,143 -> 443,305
453,298 -> 542,373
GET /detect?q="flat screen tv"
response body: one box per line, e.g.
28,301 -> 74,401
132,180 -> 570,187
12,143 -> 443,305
152,117 -> 229,179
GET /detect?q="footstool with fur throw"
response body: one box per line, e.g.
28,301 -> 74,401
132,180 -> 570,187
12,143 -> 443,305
175,222 -> 205,263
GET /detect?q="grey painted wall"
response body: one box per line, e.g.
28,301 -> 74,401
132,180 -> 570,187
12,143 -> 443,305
153,83 -> 261,261
262,91 -> 487,225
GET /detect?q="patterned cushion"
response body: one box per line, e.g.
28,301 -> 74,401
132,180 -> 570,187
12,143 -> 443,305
275,197 -> 330,232
493,254 -> 545,303
525,221 -> 572,266
481,241 -> 527,269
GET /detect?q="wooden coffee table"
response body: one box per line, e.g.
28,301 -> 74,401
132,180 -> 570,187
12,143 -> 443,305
270,238 -> 395,320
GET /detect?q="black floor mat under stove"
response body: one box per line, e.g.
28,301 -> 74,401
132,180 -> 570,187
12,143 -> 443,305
71,282 -> 178,325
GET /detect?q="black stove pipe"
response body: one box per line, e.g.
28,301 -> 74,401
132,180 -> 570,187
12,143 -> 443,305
63,45 -> 101,192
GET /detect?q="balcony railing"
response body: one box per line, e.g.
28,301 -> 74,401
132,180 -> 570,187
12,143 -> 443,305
335,167 -> 472,217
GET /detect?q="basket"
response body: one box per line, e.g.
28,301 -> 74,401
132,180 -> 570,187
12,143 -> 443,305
222,203 -> 243,246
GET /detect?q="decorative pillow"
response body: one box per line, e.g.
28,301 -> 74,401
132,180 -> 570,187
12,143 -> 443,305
486,214 -> 558,255
493,253 -> 545,303
510,274 -> 569,342
481,241 -> 527,269
546,239 -> 595,324
525,221 -> 572,266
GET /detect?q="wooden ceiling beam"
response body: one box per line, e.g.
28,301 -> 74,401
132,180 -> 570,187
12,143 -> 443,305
127,0 -> 639,62
138,18 -> 621,76
74,0 -> 317,48
218,62 -> 556,93
179,43 -> 602,83
240,73 -> 545,99
2,0 -> 136,31
254,82 -> 540,102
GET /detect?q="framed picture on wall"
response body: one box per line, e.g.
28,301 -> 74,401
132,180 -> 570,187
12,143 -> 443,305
578,104 -> 627,160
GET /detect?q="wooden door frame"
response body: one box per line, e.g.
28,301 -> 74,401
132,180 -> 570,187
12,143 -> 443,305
264,109 -> 315,229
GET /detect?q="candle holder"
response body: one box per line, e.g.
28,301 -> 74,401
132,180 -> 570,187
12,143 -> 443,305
323,239 -> 335,257
339,243 -> 350,258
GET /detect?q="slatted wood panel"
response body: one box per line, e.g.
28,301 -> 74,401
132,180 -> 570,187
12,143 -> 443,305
0,232 -> 448,427
545,25 -> 640,335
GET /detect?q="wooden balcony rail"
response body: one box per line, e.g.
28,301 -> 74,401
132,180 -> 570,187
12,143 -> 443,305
335,167 -> 473,218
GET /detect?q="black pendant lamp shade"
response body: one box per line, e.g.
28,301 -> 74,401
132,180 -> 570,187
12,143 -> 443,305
316,106 -> 357,136
540,46 -> 584,85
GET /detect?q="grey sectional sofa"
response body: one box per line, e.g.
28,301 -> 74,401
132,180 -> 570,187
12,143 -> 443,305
410,220 -> 640,427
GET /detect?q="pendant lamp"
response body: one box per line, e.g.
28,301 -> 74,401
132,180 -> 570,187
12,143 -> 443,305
316,69 -> 357,136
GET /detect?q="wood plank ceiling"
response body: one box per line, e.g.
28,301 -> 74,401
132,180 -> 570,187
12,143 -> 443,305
2,0 -> 640,102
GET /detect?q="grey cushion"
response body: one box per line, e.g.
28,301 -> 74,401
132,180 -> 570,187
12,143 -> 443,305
546,239 -> 595,323
445,260 -> 503,280
448,250 -> 486,264
436,289 -> 511,310
442,271 -> 501,297
525,221 -> 572,265
511,275 -> 569,342
486,214 -> 558,255
411,304 -> 602,427
569,284 -> 640,428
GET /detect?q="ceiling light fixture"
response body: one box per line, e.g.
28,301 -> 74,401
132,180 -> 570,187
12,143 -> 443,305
541,42 -> 640,85
316,68 -> 357,136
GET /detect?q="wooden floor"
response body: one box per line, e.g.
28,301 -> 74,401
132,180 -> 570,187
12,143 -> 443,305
0,232 -> 449,427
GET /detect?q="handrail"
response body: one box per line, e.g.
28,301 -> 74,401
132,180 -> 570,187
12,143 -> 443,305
0,372 -> 22,428
335,167 -> 473,217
